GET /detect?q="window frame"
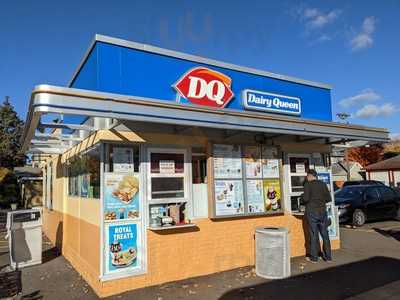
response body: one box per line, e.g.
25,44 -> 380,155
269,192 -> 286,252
147,147 -> 190,205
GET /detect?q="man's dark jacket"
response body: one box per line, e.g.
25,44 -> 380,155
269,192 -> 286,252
303,179 -> 332,214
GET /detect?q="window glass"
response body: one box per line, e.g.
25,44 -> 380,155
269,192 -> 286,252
192,155 -> 207,184
151,177 -> 185,199
364,188 -> 379,202
289,157 -> 310,173
151,153 -> 184,174
378,187 -> 396,201
335,186 -> 364,198
67,145 -> 100,199
290,176 -> 306,193
110,145 -> 139,173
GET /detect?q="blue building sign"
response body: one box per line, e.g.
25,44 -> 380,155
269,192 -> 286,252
242,89 -> 301,116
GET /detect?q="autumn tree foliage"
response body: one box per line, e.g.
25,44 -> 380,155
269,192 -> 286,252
0,96 -> 25,168
346,144 -> 384,167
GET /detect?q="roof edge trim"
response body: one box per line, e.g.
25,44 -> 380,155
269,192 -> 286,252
69,34 -> 332,90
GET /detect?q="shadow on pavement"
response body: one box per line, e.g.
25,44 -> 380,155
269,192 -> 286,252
373,227 -> 400,242
20,290 -> 44,300
219,256 -> 400,300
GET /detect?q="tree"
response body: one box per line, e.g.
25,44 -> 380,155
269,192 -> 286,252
0,96 -> 25,168
346,144 -> 384,167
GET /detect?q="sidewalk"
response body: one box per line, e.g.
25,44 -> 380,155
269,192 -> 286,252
0,220 -> 399,299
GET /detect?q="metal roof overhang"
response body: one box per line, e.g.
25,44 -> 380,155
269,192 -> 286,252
21,85 -> 390,154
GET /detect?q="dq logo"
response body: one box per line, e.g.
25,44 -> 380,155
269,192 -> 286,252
173,67 -> 234,108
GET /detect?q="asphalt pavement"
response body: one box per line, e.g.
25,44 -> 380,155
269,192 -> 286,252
0,219 -> 400,300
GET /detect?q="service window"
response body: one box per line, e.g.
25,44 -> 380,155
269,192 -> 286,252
147,148 -> 193,229
287,155 -> 311,212
149,151 -> 185,200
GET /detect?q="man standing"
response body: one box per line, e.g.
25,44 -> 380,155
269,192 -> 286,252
303,169 -> 332,262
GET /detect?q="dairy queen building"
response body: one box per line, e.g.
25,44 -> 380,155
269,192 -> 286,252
21,35 -> 389,297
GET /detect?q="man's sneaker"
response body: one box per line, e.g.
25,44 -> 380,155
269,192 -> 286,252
305,257 -> 318,263
323,258 -> 333,263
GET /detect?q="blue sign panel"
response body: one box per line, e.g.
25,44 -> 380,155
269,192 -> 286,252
242,89 -> 301,116
71,41 -> 333,122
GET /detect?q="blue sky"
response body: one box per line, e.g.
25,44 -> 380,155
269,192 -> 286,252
1,1 -> 399,137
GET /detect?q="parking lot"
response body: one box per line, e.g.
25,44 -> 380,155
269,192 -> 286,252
1,219 -> 400,300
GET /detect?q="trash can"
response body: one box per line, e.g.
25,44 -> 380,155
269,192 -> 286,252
6,208 -> 42,269
255,227 -> 290,279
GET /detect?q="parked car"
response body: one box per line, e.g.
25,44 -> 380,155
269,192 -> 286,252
342,180 -> 385,187
335,185 -> 400,226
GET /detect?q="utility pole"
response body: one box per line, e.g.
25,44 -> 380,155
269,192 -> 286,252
336,113 -> 351,181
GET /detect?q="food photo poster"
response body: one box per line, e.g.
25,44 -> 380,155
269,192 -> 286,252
105,222 -> 142,275
104,173 -> 140,221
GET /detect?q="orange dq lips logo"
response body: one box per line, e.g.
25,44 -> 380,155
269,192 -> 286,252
173,67 -> 234,108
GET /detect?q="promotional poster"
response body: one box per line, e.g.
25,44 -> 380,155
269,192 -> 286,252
263,178 -> 281,211
105,223 -> 140,275
104,173 -> 140,221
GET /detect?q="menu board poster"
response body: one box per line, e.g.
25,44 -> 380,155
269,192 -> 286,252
246,180 -> 265,213
262,159 -> 280,178
214,180 -> 244,216
105,222 -> 142,276
113,147 -> 134,173
262,146 -> 278,159
244,146 -> 262,178
263,179 -> 282,212
104,173 -> 140,221
213,144 -> 242,179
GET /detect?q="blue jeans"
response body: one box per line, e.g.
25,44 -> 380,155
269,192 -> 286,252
305,210 -> 332,261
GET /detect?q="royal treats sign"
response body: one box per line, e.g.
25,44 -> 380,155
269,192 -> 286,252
173,67 -> 234,108
242,89 -> 301,116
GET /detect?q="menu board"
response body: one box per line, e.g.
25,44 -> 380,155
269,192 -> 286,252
213,144 -> 242,179
262,159 -> 280,178
244,146 -> 262,178
104,173 -> 140,221
263,178 -> 281,212
113,147 -> 134,173
214,180 -> 244,216
246,180 -> 265,213
105,222 -> 142,275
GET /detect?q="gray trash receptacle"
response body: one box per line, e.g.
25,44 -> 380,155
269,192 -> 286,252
6,209 -> 42,269
255,227 -> 290,279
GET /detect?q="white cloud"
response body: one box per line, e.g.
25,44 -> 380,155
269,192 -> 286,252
300,8 -> 341,30
354,103 -> 397,118
389,133 -> 400,141
350,16 -> 377,51
339,89 -> 381,108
